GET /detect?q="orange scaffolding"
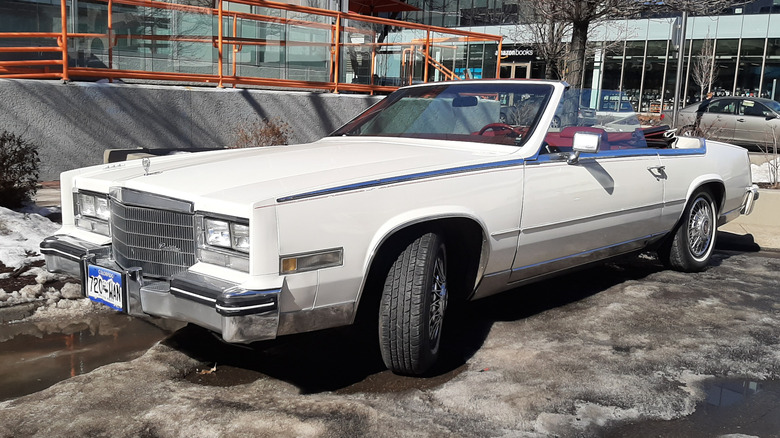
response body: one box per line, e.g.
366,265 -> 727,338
0,0 -> 502,94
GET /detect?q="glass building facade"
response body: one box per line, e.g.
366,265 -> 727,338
399,0 -> 780,109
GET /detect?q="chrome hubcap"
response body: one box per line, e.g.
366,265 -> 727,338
429,255 -> 447,345
688,197 -> 713,259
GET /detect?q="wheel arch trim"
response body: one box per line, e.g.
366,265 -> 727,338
351,208 -> 490,320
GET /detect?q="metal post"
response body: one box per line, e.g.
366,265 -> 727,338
108,0 -> 113,81
672,10 -> 687,128
333,15 -> 341,93
496,38 -> 502,79
423,30 -> 430,83
217,0 -> 224,88
61,0 -> 69,81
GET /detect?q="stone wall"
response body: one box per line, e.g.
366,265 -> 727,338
0,79 -> 382,180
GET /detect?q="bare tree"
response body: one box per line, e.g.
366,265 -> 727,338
526,17 -> 570,80
525,0 -> 747,88
691,37 -> 718,101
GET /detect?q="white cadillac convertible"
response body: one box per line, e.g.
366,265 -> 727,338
41,80 -> 759,375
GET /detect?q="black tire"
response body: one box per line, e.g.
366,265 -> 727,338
379,233 -> 448,376
659,190 -> 717,272
679,125 -> 697,137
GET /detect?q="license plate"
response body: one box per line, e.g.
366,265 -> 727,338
86,265 -> 125,311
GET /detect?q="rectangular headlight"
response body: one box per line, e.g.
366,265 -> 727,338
198,215 -> 250,271
205,219 -> 231,248
231,224 -> 250,253
74,191 -> 110,236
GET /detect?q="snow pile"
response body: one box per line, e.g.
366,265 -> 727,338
752,157 -> 779,183
0,206 -> 60,269
0,206 -> 81,310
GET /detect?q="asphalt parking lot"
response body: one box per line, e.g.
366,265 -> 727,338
1,245 -> 778,438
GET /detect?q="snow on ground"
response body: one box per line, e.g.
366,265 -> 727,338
0,206 -> 60,269
751,157 -> 779,183
0,206 -> 78,310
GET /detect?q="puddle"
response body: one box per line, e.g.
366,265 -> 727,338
607,379 -> 780,437
0,314 -> 182,401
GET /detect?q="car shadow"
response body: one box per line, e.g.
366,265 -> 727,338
162,252 -> 736,394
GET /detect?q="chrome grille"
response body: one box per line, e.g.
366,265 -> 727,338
110,199 -> 196,279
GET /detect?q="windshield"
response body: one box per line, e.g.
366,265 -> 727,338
332,82 -> 555,147
765,99 -> 780,113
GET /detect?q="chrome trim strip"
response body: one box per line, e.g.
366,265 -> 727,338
664,199 -> 686,208
521,202 -> 666,233
512,232 -> 666,273
531,149 -> 659,164
223,288 -> 282,298
277,158 -> 526,203
170,286 -> 217,304
40,246 -> 82,262
490,228 -> 521,239
216,302 -> 275,312
110,187 -> 194,214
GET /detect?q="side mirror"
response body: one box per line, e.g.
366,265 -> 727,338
766,113 -> 777,121
568,132 -> 601,165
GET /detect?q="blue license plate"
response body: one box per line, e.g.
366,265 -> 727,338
86,265 -> 125,311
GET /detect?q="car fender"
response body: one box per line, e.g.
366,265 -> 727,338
352,205 -> 492,314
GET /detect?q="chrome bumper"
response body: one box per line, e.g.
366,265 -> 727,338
40,235 -> 280,343
741,184 -> 760,215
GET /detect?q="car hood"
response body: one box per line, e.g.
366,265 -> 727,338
71,137 -> 517,213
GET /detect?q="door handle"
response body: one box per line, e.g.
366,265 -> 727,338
737,118 -> 745,122
647,165 -> 667,180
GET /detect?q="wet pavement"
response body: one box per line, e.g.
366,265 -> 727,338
0,312 -> 183,402
0,247 -> 778,437
608,378 -> 780,437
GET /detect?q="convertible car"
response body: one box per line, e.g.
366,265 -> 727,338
41,80 -> 759,375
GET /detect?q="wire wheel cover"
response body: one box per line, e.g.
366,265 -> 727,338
687,196 -> 713,259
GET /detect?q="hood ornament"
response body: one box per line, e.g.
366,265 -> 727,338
142,157 -> 151,176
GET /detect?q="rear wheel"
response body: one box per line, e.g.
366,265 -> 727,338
679,125 -> 698,137
659,190 -> 717,272
379,233 -> 447,376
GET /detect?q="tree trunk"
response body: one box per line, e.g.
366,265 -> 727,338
544,22 -> 556,79
565,20 -> 589,88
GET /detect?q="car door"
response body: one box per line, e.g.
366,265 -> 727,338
510,146 -> 665,283
698,98 -> 737,143
735,100 -> 777,149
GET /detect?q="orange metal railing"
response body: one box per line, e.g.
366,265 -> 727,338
0,0 -> 502,94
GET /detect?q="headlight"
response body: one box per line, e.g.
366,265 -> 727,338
204,219 -> 249,254
198,215 -> 250,272
74,191 -> 110,236
231,224 -> 250,253
205,219 -> 231,248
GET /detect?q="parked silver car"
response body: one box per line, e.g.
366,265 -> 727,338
677,96 -> 780,151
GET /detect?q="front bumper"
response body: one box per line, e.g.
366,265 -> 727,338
40,235 -> 280,343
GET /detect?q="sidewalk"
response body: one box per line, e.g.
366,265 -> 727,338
719,188 -> 780,251
34,181 -> 61,208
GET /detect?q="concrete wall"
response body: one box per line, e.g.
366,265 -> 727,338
0,79 -> 382,180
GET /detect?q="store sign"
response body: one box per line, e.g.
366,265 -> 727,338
496,46 -> 535,62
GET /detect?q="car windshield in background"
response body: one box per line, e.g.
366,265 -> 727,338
331,82 -> 554,147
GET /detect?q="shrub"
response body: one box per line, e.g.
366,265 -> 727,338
0,131 -> 40,208
232,118 -> 292,149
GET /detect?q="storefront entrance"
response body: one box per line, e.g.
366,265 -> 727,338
500,62 -> 531,79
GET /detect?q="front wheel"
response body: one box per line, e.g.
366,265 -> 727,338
659,190 -> 717,272
379,233 -> 448,376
